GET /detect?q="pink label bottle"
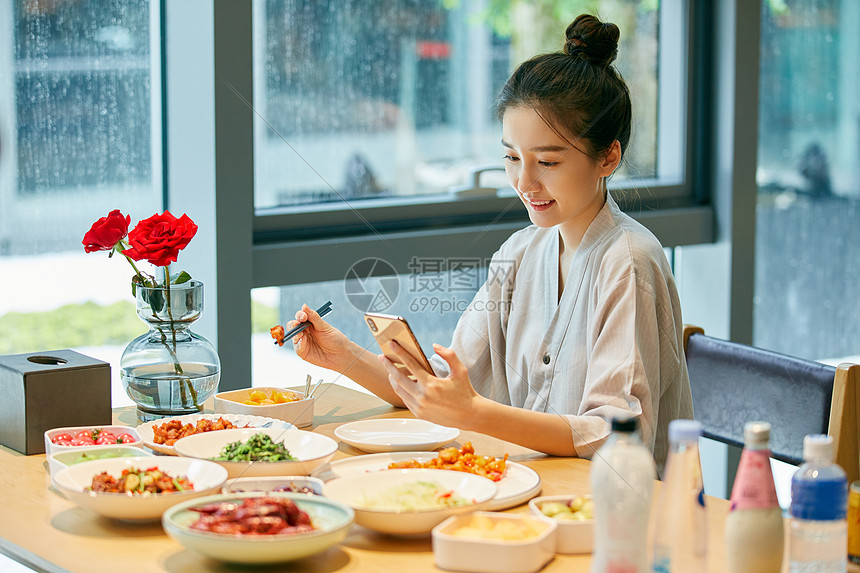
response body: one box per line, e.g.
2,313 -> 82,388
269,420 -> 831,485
724,421 -> 784,573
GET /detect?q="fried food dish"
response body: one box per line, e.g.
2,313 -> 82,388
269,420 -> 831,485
387,442 -> 508,482
152,416 -> 248,446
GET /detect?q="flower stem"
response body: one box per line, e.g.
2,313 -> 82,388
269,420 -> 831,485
157,266 -> 199,410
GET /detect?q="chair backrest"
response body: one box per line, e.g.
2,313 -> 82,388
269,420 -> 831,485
683,325 -> 860,484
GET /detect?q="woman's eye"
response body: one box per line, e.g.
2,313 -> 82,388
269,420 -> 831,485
538,161 -> 558,167
503,154 -> 519,162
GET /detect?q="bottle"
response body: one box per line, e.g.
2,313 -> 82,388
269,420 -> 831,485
590,416 -> 656,573
652,419 -> 707,573
789,434 -> 848,573
724,421 -> 784,572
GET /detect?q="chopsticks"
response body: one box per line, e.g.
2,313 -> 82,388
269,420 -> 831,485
275,301 -> 333,345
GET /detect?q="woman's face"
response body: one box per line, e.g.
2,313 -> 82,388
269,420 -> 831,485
501,106 -> 618,233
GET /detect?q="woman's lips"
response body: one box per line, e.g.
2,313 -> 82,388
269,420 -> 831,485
524,198 -> 555,212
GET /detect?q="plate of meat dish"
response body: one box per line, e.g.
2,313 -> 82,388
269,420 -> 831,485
162,492 -> 354,563
314,442 -> 541,511
136,413 -> 292,455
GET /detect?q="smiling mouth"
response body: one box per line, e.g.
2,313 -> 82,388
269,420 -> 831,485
523,197 -> 554,207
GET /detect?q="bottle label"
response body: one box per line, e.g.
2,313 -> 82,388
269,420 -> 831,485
730,448 -> 779,510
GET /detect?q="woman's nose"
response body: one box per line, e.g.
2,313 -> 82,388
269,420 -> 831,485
516,163 -> 542,194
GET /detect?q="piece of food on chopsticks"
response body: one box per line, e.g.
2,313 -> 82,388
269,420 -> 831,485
152,416 -> 249,446
189,496 -> 314,535
88,466 -> 193,494
358,480 -> 471,511
270,325 -> 287,347
213,432 -> 296,462
387,442 -> 508,482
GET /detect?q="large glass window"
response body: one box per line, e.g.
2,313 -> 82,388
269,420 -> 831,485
754,0 -> 860,362
0,1 -> 162,405
253,0 -> 664,211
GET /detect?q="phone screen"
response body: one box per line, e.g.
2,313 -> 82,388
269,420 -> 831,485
364,312 -> 434,377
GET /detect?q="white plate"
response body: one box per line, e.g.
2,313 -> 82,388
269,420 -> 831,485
314,451 -> 541,511
334,419 -> 460,453
136,413 -> 292,455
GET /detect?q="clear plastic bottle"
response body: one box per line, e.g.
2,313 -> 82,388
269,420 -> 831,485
789,434 -> 848,573
724,421 -> 784,573
590,416 -> 656,573
652,419 -> 707,573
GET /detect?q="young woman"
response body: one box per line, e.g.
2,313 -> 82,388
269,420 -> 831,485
289,14 -> 693,470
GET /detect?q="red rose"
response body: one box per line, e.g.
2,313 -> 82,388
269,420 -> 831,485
122,211 -> 198,267
82,210 -> 131,253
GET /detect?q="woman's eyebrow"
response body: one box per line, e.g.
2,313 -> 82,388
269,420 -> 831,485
500,139 -> 568,153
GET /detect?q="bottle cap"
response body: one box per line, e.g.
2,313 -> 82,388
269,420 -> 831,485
743,421 -> 771,445
804,434 -> 834,462
668,419 -> 702,443
611,416 -> 638,433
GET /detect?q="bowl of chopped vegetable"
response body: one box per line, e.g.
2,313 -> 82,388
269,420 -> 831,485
163,491 -> 354,564
527,494 -> 594,554
172,427 -> 337,478
48,444 -> 155,479
52,455 -> 228,521
323,468 -> 498,536
44,425 -> 143,456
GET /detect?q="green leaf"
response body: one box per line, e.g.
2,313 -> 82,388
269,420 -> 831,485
143,288 -> 165,313
131,275 -> 143,297
172,271 -> 192,285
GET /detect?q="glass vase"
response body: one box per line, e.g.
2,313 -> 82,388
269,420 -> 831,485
120,280 -> 220,422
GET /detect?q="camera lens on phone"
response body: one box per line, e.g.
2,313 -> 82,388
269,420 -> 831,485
366,318 -> 377,332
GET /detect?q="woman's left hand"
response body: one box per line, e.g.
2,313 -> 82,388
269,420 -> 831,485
380,342 -> 481,428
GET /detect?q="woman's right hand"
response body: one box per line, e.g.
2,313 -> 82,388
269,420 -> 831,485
289,304 -> 355,372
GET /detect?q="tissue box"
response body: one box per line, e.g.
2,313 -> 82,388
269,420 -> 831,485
0,350 -> 111,455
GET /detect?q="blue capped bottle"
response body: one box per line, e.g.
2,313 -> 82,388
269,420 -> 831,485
789,434 -> 848,573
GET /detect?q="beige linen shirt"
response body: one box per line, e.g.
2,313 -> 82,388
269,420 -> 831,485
431,193 -> 693,471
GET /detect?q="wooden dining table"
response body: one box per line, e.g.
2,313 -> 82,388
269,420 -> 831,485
0,383 -> 744,573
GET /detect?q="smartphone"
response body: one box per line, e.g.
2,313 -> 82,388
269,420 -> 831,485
364,312 -> 434,379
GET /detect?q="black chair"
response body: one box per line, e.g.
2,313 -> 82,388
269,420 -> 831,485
683,325 -> 859,496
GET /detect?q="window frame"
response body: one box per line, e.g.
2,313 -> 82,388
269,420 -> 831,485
166,0 -> 718,390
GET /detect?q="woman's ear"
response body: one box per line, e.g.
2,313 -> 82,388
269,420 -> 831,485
598,140 -> 622,176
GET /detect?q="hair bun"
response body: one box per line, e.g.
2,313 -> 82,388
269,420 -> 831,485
563,14 -> 620,68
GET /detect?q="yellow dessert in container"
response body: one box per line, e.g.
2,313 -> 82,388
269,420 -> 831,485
451,514 -> 549,541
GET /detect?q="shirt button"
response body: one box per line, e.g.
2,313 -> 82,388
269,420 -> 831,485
543,354 -> 551,365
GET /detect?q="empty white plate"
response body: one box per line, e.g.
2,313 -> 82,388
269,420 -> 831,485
334,419 -> 460,453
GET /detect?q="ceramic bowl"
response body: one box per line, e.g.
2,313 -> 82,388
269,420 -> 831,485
44,425 -> 143,456
214,387 -> 314,428
527,495 -> 594,554
323,468 -> 498,536
172,427 -> 337,478
53,455 -> 228,521
162,491 -> 354,564
222,475 -> 324,496
48,445 -> 155,479
432,512 -> 557,573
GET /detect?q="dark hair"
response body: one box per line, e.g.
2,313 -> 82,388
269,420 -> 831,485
495,14 -> 631,163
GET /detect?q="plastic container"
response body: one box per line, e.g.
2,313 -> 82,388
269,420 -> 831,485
724,421 -> 784,573
589,416 -> 655,572
652,419 -> 707,573
789,434 -> 848,573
